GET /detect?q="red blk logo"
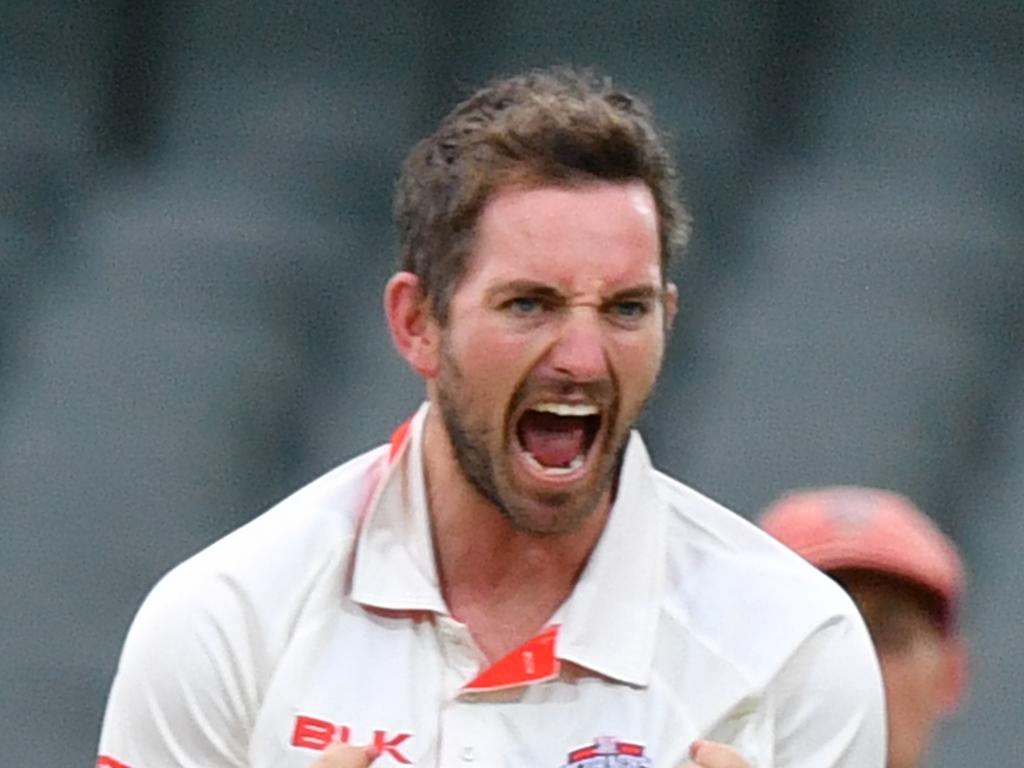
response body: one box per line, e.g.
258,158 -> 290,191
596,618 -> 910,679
292,715 -> 412,764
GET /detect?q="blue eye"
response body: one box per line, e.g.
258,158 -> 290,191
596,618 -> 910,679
611,301 -> 649,320
508,297 -> 543,315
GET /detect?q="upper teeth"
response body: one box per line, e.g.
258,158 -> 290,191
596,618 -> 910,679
532,403 -> 599,416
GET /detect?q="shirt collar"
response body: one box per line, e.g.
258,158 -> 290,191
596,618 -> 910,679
350,403 -> 447,613
554,431 -> 667,686
350,405 -> 667,686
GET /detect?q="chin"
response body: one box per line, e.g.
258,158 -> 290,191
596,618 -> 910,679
500,486 -> 607,536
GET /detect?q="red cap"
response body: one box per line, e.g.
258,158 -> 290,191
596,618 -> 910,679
760,486 -> 965,633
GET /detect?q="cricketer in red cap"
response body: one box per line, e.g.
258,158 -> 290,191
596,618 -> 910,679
760,486 -> 969,768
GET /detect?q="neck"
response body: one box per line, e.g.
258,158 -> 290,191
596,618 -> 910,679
421,405 -> 610,657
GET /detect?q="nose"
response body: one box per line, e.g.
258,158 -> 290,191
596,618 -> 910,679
543,307 -> 609,382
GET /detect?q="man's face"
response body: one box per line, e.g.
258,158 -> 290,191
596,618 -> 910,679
431,181 -> 673,535
838,571 -> 957,768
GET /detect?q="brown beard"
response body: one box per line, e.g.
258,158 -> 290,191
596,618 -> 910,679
434,336 -> 635,535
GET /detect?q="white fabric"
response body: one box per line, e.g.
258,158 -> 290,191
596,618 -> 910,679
98,404 -> 885,767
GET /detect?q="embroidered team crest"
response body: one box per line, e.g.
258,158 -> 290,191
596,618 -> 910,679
561,736 -> 652,767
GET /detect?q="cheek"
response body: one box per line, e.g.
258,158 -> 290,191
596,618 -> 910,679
612,331 -> 665,385
449,323 -> 540,392
880,653 -> 947,736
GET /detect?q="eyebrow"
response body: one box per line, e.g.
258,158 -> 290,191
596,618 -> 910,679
485,280 -> 563,303
605,285 -> 662,302
485,280 -> 664,303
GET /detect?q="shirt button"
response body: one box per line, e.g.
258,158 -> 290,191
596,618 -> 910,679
460,746 -> 476,762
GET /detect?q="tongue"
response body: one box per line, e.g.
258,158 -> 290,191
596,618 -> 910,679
519,412 -> 587,468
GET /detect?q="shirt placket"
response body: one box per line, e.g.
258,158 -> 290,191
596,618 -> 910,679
435,616 -> 506,768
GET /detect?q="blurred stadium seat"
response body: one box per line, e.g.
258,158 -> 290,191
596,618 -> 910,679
0,0 -> 117,371
935,366 -> 1024,763
157,1 -> 438,179
646,158 -> 1024,523
0,0 -> 116,156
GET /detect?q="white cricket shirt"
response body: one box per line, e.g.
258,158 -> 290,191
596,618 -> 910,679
98,404 -> 885,767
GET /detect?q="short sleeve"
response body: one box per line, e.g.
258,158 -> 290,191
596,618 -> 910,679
96,567 -> 258,768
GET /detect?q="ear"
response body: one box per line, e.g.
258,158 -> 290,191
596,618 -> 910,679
938,636 -> 970,714
663,281 -> 679,332
384,272 -> 440,379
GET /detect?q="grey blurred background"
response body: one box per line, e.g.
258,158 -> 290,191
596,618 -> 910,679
1,1 -> 1021,765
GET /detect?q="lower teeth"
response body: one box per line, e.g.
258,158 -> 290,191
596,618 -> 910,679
525,453 -> 585,475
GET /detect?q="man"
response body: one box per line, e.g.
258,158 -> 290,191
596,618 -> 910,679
97,69 -> 884,767
761,486 -> 969,768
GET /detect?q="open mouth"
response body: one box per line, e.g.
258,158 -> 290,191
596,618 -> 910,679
515,402 -> 602,477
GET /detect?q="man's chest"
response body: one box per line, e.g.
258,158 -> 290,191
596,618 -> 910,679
242,614 -> 771,768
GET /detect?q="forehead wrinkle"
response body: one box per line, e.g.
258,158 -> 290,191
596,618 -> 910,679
463,182 -> 663,304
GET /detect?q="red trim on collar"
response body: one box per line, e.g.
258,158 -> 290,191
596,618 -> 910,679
388,417 -> 414,463
463,625 -> 561,692
383,417 -> 562,691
